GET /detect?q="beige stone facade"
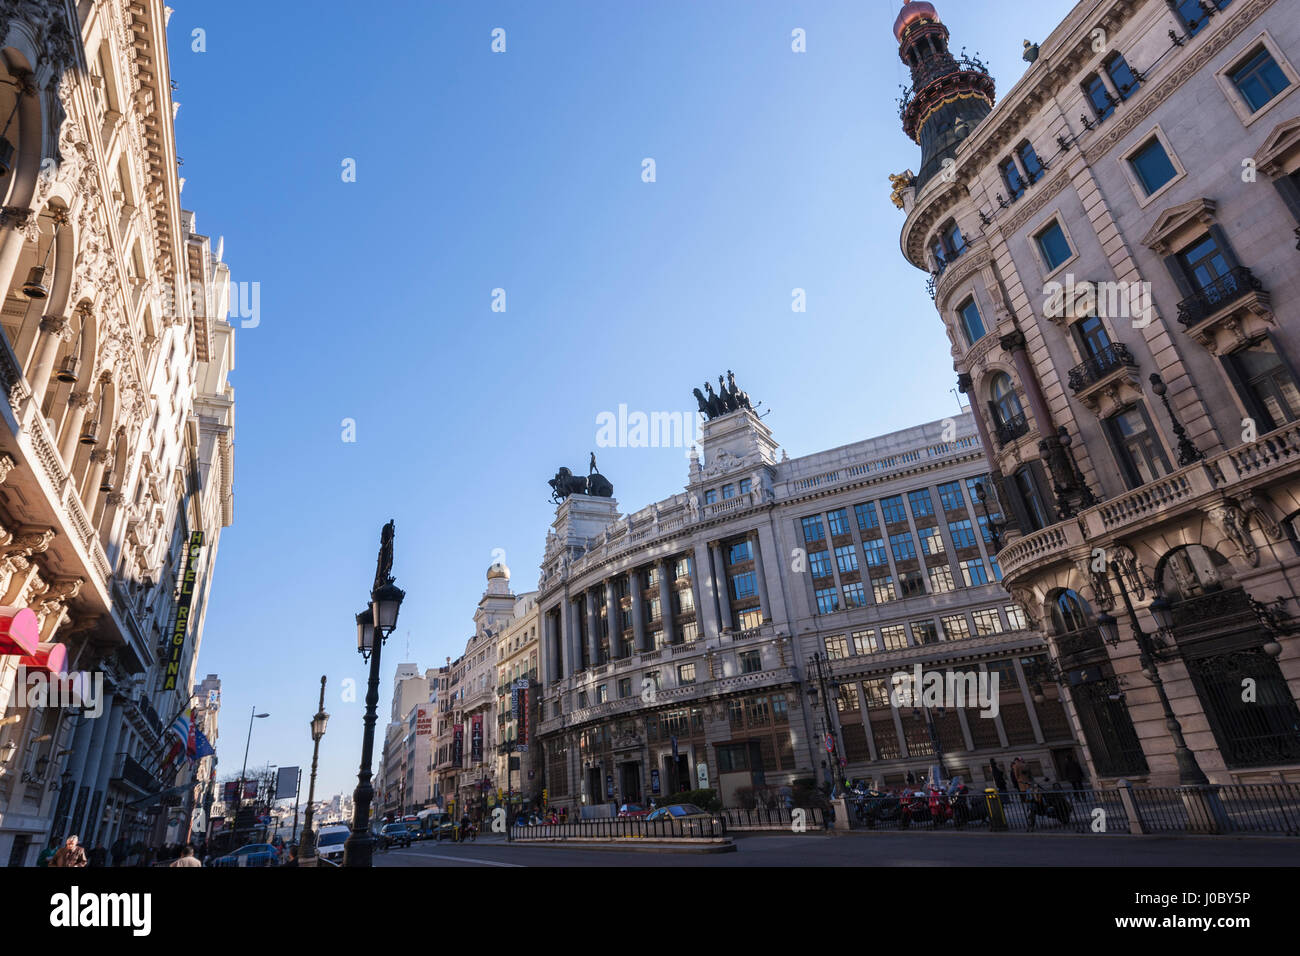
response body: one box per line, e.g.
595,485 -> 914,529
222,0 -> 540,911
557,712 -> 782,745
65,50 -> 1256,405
894,0 -> 1300,785
0,1 -> 235,863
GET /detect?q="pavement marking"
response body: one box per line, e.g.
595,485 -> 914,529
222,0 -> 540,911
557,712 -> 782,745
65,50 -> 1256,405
401,848 -> 524,867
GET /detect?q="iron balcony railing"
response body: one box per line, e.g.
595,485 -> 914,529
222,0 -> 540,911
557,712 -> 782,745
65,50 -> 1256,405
1067,342 -> 1137,392
994,411 -> 1029,446
1176,267 -> 1263,326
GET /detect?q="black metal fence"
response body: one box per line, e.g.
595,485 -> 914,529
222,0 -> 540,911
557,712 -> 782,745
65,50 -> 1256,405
509,816 -> 728,841
722,807 -> 827,831
843,784 -> 1300,836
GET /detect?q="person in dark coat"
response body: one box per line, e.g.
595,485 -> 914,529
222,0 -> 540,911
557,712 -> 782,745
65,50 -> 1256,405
88,845 -> 108,867
989,758 -> 1008,793
1062,752 -> 1086,791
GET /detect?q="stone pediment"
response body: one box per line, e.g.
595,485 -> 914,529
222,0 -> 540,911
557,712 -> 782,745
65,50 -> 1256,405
1254,116 -> 1300,177
1141,198 -> 1217,255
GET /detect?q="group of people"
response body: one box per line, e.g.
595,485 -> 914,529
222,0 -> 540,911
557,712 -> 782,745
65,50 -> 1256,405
37,835 -> 205,868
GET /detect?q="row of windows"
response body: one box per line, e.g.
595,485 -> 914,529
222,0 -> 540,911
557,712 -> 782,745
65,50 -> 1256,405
821,604 -> 1029,661
703,478 -> 753,505
812,558 -> 997,614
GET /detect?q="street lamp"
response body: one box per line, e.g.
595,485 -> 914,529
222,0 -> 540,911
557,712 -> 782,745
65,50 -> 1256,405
974,480 -> 1004,552
231,708 -> 269,850
299,676 -> 329,867
344,521 -> 405,868
1095,560 -> 1208,786
808,652 -> 845,798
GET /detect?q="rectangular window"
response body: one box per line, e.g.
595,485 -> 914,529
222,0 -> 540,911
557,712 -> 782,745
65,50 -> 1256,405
740,650 -> 762,673
959,559 -> 990,587
855,502 -> 879,531
851,629 -> 876,655
736,608 -> 762,630
842,582 -> 867,608
646,596 -> 661,622
827,508 -> 850,536
815,587 -> 839,615
722,483 -> 736,499
809,550 -> 834,579
1017,142 -> 1045,183
928,565 -> 955,593
728,540 -> 752,564
1231,47 -> 1290,112
672,557 -> 692,579
918,526 -> 946,557
835,545 -> 859,574
1178,232 -> 1232,293
1105,53 -> 1140,100
1106,404 -> 1171,488
650,629 -> 665,650
872,577 -> 896,604
705,489 -> 718,505
1036,221 -> 1073,272
863,540 -> 889,568
948,519 -> 977,550
911,620 -> 939,645
976,515 -> 1002,545
677,663 -> 696,685
824,634 -> 850,660
898,572 -> 925,598
908,489 -> 935,518
958,298 -> 986,347
801,515 -> 826,542
1175,0 -> 1233,35
862,678 -> 892,709
836,684 -> 860,714
597,685 -> 608,704
999,156 -> 1026,199
1014,468 -> 1049,531
1084,73 -> 1115,120
941,614 -> 972,641
1228,342 -> 1300,431
1005,605 -> 1028,630
937,481 -> 965,512
618,677 -> 632,698
739,478 -> 752,495
676,588 -> 695,612
889,532 -> 917,563
971,608 -> 1004,636
880,625 -> 908,651
880,495 -> 907,525
1129,137 -> 1177,196
730,571 -> 757,600
679,620 -> 699,644
578,691 -> 588,709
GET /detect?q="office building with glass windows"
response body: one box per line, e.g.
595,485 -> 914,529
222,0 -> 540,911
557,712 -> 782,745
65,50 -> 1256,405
893,0 -> 1300,786
534,398 -> 1084,810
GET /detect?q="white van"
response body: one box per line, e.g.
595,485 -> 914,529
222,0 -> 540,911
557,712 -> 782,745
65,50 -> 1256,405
315,825 -> 350,866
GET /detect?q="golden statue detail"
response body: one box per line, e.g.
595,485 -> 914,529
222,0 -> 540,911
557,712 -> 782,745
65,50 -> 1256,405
889,170 -> 916,209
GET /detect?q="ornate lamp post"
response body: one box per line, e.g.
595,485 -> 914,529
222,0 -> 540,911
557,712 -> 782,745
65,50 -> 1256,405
1149,373 -> 1204,466
974,480 -> 1003,552
344,521 -> 405,867
808,652 -> 844,797
298,676 -> 329,867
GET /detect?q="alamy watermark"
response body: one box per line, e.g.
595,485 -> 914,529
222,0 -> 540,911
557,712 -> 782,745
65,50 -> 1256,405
1043,274 -> 1153,328
889,664 -> 1000,719
595,404 -> 702,459
14,667 -> 103,717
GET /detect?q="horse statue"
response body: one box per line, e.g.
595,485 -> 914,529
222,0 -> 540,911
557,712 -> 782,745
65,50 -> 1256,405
726,369 -> 752,411
549,464 -> 614,503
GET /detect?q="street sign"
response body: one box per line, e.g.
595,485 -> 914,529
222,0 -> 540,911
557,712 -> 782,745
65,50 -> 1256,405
825,734 -> 835,754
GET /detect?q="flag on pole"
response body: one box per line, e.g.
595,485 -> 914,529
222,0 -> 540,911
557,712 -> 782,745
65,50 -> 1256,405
189,728 -> 215,761
170,705 -> 193,743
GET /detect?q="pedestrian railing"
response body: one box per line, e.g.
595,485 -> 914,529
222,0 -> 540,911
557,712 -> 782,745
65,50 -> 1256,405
509,816 -> 727,841
722,807 -> 826,831
841,783 -> 1300,837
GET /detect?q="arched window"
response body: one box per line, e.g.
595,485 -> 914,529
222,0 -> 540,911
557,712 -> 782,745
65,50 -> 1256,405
1157,544 -> 1230,599
1050,589 -> 1090,634
989,373 -> 1023,426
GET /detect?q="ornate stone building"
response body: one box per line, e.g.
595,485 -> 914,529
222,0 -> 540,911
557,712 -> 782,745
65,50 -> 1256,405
893,0 -> 1300,786
494,585 -> 538,814
535,390 -> 1084,812
0,1 -> 235,863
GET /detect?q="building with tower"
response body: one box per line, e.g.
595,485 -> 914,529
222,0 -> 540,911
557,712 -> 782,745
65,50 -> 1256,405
892,0 -> 1300,787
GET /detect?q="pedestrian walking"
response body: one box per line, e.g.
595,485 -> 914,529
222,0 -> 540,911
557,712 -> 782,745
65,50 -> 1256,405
1011,757 -> 1031,803
51,835 -> 88,868
989,758 -> 1008,793
170,845 -> 202,868
1062,751 -> 1085,791
37,840 -> 59,867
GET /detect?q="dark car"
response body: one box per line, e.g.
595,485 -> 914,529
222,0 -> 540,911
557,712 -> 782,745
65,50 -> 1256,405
212,843 -> 278,867
645,803 -> 726,835
379,823 -> 412,849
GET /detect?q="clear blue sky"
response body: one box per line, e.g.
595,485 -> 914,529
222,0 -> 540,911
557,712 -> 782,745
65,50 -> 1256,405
167,0 -> 1076,804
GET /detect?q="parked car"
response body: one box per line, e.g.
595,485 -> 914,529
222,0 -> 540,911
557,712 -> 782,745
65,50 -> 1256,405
212,843 -> 278,867
380,822 -> 412,849
645,803 -> 726,834
616,803 -> 651,819
315,825 -> 350,866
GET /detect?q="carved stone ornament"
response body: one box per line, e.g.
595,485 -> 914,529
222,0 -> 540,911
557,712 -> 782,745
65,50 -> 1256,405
0,453 -> 15,485
1236,491 -> 1283,541
0,527 -> 56,561
1208,502 -> 1258,567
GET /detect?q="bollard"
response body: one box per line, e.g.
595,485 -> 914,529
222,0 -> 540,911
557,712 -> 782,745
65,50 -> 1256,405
985,788 -> 1007,831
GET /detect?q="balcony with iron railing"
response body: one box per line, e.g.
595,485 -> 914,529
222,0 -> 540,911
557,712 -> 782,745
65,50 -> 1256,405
1067,342 -> 1138,400
1175,267 -> 1271,353
994,411 -> 1029,447
1176,267 -> 1263,327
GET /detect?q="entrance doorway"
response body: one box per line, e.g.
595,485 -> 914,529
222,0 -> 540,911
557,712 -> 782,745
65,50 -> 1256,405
663,754 -> 690,795
586,766 -> 602,805
619,762 -> 641,804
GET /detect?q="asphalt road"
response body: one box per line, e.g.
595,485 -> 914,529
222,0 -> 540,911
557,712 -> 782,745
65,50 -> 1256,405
371,831 -> 1299,867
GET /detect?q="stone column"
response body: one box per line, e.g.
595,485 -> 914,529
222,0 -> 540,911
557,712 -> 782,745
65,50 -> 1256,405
629,570 -> 646,652
560,598 -> 574,677
657,559 -> 675,647
604,579 -> 620,660
28,314 -> 71,406
1000,331 -> 1054,439
58,390 -> 94,465
749,529 -> 772,623
691,543 -> 719,642
585,590 -> 599,667
83,448 -> 111,506
76,692 -> 117,838
711,542 -> 734,632
957,372 -> 1001,472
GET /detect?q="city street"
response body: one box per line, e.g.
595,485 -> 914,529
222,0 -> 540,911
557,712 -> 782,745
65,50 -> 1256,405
372,833 -> 1299,867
